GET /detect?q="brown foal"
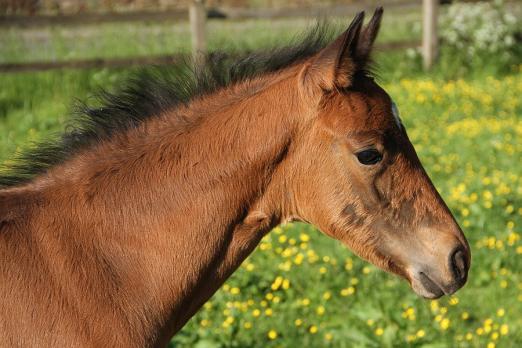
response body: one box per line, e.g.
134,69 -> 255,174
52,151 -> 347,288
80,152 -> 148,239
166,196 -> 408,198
0,8 -> 470,347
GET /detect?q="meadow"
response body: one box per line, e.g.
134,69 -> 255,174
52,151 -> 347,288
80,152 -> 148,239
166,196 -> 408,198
0,7 -> 521,348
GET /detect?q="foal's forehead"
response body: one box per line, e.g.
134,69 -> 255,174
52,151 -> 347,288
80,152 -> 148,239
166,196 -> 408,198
334,83 -> 398,132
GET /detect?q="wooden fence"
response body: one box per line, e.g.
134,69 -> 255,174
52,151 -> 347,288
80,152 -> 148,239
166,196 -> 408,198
0,1 -> 439,73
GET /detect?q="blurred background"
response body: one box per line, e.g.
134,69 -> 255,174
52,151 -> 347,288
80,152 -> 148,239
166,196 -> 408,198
0,0 -> 521,347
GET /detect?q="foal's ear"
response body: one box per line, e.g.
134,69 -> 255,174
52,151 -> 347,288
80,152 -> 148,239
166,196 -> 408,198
300,8 -> 383,94
357,7 -> 384,62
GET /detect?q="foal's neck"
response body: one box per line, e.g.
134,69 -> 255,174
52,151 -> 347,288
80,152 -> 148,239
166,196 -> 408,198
40,69 -> 302,345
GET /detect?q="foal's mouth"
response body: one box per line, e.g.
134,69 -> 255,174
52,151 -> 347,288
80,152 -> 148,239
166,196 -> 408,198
410,270 -> 465,299
417,272 -> 445,298
387,261 -> 446,299
409,272 -> 445,299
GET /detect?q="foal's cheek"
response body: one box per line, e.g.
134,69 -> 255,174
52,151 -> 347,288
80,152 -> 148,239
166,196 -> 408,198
373,170 -> 394,204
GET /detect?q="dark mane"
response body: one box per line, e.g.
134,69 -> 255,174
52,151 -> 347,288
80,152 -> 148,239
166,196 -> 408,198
0,24 -> 344,188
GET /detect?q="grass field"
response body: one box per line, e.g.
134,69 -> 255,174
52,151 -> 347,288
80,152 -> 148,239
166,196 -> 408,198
0,12 -> 521,348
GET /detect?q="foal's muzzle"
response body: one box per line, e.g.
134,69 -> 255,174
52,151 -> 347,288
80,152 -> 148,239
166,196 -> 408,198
409,242 -> 470,299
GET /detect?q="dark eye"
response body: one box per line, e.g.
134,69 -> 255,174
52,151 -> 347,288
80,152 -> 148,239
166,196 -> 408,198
356,149 -> 383,165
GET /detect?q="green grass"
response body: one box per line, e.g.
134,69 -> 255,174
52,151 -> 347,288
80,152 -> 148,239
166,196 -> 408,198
0,14 -> 521,348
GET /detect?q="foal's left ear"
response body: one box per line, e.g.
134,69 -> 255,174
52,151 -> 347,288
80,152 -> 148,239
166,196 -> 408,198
300,7 -> 383,95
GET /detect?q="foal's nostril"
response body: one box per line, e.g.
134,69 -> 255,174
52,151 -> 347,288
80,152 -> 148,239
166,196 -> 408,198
450,249 -> 468,282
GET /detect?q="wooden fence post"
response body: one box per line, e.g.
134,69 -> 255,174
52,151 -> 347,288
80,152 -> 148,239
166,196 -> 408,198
422,0 -> 439,70
189,0 -> 207,63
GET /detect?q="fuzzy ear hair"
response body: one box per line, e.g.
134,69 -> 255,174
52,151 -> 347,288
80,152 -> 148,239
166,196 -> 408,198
300,8 -> 383,94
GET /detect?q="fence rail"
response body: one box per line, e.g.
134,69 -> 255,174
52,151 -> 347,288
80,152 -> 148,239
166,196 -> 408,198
0,41 -> 418,73
0,9 -> 187,28
0,2 -> 421,28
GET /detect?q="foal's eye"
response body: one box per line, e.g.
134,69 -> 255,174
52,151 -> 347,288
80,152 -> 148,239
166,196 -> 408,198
356,149 -> 383,165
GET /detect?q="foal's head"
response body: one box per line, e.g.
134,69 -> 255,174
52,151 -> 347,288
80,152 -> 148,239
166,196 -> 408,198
289,9 -> 470,298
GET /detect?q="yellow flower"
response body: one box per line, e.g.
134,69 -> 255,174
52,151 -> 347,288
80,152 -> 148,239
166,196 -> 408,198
230,287 -> 240,295
430,300 -> 439,312
416,329 -> 425,338
496,308 -> 505,317
316,306 -> 325,315
295,318 -> 303,327
500,324 -> 509,335
461,312 -> 469,320
341,287 -> 355,296
375,328 -> 384,336
309,325 -> 318,334
200,319 -> 209,327
300,233 -> 310,242
244,322 -> 252,329
323,291 -> 331,300
222,316 -> 234,328
487,342 -> 495,348
260,242 -> 270,251
294,254 -> 304,265
402,307 -> 416,320
324,332 -> 333,341
267,330 -> 278,340
264,308 -> 273,316
252,309 -> 260,317
282,279 -> 290,290
440,318 -> 450,330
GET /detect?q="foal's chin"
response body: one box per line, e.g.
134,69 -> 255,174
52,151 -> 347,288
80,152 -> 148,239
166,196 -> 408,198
410,277 -> 445,299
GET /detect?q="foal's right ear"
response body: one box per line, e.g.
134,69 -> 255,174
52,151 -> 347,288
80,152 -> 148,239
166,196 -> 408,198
299,12 -> 365,96
299,8 -> 383,99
